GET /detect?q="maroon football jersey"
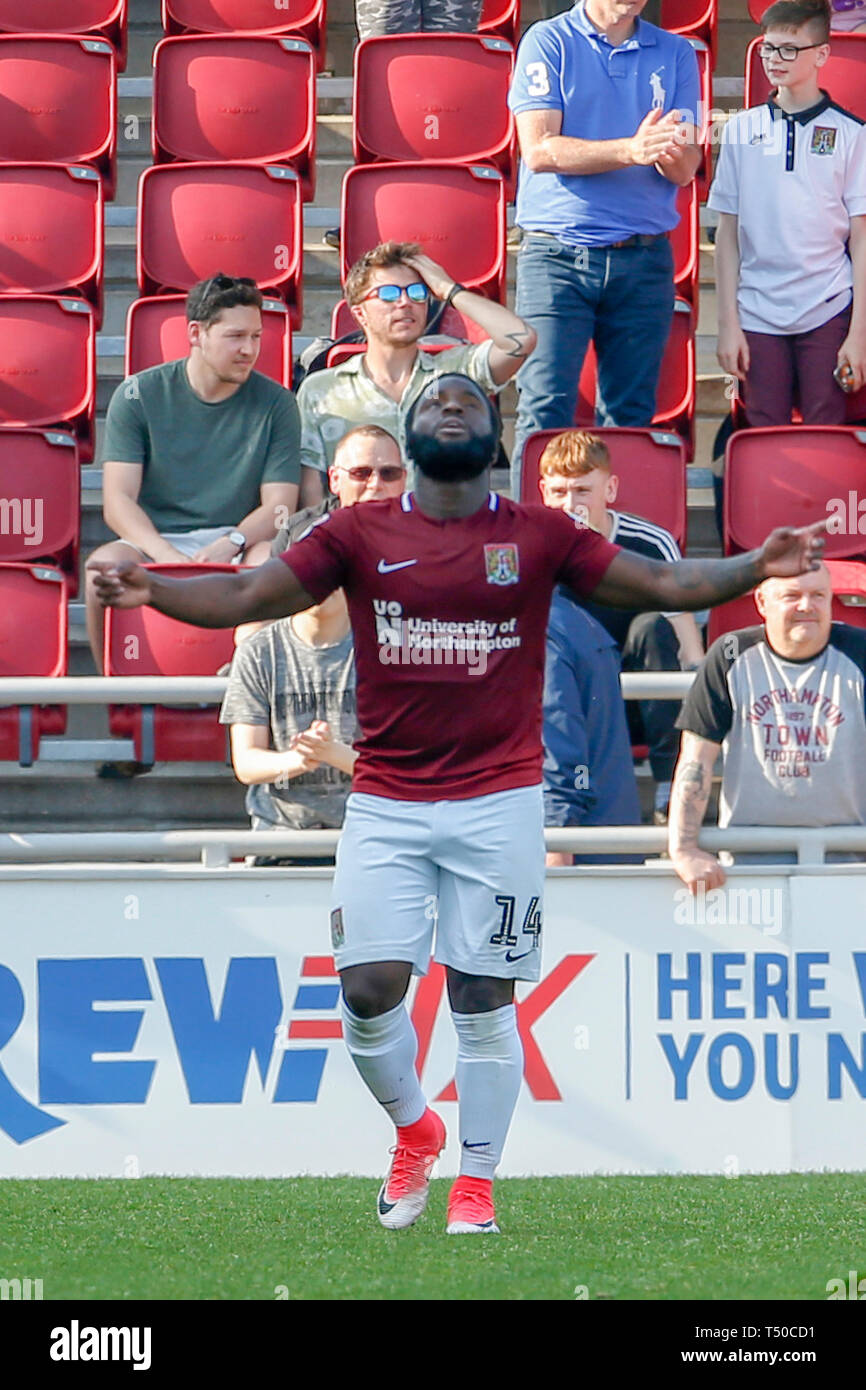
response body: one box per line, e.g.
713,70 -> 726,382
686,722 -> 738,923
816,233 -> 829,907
281,492 -> 620,800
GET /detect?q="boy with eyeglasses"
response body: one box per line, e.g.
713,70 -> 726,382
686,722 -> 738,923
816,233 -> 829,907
296,241 -> 536,507
710,0 -> 866,426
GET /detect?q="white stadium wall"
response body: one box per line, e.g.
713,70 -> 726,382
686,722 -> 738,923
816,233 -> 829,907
0,867 -> 865,1178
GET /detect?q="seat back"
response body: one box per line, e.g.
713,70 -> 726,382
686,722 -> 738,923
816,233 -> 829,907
671,181 -> 698,305
520,427 -> 688,548
0,1 -> 127,67
0,164 -> 103,323
479,0 -> 520,45
0,560 -> 68,762
353,35 -> 516,194
724,426 -> 866,559
0,36 -> 117,197
0,295 -> 95,461
576,298 -> 695,458
0,429 -> 79,590
161,0 -> 326,66
661,0 -> 717,53
746,32 -> 866,113
688,38 -> 712,199
0,561 -> 67,677
707,559 -> 866,644
137,162 -> 303,326
341,162 -> 507,304
104,565 -> 238,677
153,35 -> 317,200
125,295 -> 292,384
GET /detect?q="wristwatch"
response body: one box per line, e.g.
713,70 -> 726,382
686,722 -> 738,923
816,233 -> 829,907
228,530 -> 247,552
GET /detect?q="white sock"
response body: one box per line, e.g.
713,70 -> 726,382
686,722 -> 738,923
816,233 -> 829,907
452,1004 -> 523,1180
341,1000 -> 427,1128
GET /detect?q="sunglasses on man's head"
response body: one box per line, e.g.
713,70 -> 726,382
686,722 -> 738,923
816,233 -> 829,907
206,274 -> 258,292
360,283 -> 430,304
339,465 -> 405,482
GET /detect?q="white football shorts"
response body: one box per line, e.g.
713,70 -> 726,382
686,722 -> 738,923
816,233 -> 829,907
330,784 -> 545,981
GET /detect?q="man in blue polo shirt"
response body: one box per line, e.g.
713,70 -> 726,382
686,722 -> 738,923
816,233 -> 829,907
508,0 -> 702,496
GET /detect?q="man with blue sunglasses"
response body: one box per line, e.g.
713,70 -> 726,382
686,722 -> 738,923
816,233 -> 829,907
296,241 -> 536,507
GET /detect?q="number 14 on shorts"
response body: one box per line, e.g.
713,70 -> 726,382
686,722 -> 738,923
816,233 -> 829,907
489,894 -> 543,954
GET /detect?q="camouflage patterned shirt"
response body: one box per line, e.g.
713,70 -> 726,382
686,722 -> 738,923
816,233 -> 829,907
297,340 -> 496,476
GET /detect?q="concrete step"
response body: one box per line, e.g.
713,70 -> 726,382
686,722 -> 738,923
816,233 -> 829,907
0,762 -> 248,833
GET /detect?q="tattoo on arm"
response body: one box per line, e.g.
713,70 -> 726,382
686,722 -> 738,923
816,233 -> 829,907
503,329 -> 531,361
671,758 -> 712,849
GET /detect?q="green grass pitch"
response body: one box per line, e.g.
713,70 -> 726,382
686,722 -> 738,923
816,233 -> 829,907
2,1174 -> 864,1301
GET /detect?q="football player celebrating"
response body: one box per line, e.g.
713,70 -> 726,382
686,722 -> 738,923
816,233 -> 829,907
90,375 -> 826,1235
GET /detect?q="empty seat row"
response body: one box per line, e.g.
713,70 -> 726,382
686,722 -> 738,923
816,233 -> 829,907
0,1 -> 128,68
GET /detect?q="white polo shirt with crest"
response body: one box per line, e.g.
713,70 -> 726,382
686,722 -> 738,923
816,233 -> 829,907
709,93 -> 866,334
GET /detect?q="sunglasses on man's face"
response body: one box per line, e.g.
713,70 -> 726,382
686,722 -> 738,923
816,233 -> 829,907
360,283 -> 430,304
339,465 -> 405,482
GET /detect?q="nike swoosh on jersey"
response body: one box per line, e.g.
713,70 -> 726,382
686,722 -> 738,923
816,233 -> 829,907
377,558 -> 418,573
505,949 -> 534,962
462,1140 -> 491,1149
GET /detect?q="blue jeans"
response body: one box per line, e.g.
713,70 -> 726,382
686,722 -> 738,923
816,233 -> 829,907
512,233 -> 675,497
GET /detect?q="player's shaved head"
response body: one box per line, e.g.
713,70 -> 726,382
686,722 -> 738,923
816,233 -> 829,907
405,375 -> 500,483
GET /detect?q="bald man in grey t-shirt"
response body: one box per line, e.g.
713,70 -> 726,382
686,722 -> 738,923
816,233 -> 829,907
668,566 -> 866,890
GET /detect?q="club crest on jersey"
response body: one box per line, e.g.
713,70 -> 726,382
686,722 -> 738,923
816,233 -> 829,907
484,543 -> 519,586
811,126 -> 836,155
330,907 -> 345,950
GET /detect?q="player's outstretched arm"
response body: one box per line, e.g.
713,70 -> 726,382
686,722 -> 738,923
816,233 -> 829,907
87,556 -> 319,628
589,522 -> 827,613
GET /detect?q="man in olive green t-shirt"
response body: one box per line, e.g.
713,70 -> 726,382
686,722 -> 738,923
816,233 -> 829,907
85,274 -> 301,670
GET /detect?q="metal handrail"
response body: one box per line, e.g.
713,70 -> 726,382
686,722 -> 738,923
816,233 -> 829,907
0,826 -> 863,865
0,673 -> 694,704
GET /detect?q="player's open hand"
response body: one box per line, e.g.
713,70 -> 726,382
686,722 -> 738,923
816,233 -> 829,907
757,520 -> 827,580
87,559 -> 153,609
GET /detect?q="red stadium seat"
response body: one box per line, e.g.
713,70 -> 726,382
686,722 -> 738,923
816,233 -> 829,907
341,163 -> 507,305
0,429 -> 79,592
479,0 -> 520,47
0,36 -> 117,198
577,298 -> 696,459
688,38 -> 712,201
0,0 -> 127,69
0,296 -> 96,463
746,33 -> 866,114
125,294 -> 292,385
707,559 -> 866,644
162,0 -> 326,69
661,0 -> 717,60
0,562 -> 68,764
353,35 -> 516,197
104,565 -> 238,764
731,376 -> 866,430
152,35 -> 317,201
137,163 -> 303,327
0,164 -> 104,325
519,427 -> 688,548
671,182 -> 698,305
724,426 -> 866,560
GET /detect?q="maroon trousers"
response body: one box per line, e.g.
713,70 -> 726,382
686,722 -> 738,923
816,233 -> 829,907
742,305 -> 851,428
